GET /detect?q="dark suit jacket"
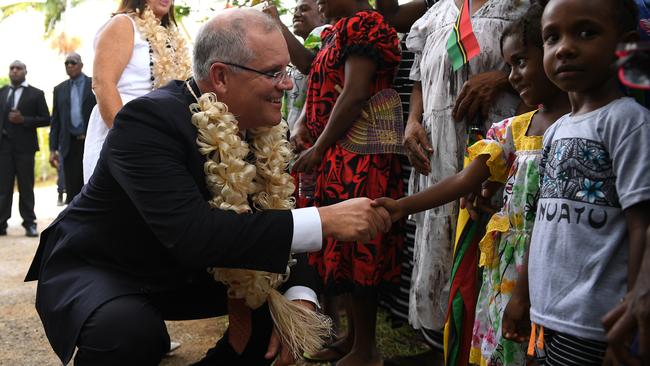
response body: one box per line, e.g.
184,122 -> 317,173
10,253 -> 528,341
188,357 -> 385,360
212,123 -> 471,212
26,80 -> 319,364
49,74 -> 96,158
0,84 -> 50,153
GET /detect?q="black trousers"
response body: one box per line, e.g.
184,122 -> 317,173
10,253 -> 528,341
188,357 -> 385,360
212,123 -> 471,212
73,277 -> 274,366
63,137 -> 84,204
0,140 -> 36,230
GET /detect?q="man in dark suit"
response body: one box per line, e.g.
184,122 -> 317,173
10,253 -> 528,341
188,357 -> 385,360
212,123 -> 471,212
26,9 -> 391,366
0,60 -> 50,237
49,53 -> 96,204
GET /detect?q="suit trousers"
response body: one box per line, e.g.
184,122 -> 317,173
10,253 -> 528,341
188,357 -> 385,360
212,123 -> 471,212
56,159 -> 65,194
63,137 -> 84,204
0,139 -> 36,229
73,276 -> 274,366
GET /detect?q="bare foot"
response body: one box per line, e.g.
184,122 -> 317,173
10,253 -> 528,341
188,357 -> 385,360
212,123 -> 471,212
303,336 -> 353,362
335,349 -> 382,366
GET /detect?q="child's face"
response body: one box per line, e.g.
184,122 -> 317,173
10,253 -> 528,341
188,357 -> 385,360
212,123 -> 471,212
541,0 -> 624,94
503,34 -> 559,107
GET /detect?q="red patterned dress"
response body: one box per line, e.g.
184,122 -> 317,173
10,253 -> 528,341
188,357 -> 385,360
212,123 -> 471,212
305,10 -> 404,293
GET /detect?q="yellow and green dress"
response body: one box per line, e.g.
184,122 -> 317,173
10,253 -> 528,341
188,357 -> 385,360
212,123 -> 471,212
464,110 -> 542,366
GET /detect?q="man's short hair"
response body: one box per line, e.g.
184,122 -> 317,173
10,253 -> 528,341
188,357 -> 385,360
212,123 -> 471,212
193,9 -> 279,81
65,53 -> 83,64
9,60 -> 26,70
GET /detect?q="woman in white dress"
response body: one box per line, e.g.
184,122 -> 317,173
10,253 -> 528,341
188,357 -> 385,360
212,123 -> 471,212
83,0 -> 191,183
403,0 -> 524,338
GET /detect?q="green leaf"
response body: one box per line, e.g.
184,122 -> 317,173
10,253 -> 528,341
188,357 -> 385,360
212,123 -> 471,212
0,2 -> 43,22
174,5 -> 191,21
0,0 -> 85,37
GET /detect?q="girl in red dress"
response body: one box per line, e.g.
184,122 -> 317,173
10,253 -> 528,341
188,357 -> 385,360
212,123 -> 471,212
292,0 -> 403,364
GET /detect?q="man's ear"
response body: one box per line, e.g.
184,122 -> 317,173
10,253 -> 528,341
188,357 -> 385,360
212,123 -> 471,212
209,62 -> 229,95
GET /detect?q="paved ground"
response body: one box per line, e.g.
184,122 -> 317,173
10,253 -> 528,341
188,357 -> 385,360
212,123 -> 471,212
0,185 -> 226,366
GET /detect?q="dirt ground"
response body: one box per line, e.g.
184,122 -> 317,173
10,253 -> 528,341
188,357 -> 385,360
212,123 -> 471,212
0,185 -> 228,366
0,185 -> 428,366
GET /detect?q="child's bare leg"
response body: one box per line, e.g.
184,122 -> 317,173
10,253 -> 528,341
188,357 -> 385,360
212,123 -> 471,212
336,288 -> 382,366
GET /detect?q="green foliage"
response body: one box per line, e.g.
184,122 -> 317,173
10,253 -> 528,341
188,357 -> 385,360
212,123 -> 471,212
304,310 -> 429,366
375,312 -> 429,357
35,128 -> 57,182
0,2 -> 35,21
174,4 -> 191,22
229,0 -> 290,15
0,0 -> 67,36
1,0 -> 291,37
0,1 -> 217,37
0,76 -> 8,87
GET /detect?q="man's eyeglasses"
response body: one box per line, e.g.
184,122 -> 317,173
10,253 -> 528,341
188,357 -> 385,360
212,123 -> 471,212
65,61 -> 79,66
216,61 -> 293,85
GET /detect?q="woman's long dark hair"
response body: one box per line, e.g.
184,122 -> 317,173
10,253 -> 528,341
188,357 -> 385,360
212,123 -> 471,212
115,0 -> 177,27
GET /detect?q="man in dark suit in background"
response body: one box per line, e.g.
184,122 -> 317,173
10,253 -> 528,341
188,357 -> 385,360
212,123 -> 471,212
0,60 -> 50,237
49,53 -> 96,204
26,8 -> 392,366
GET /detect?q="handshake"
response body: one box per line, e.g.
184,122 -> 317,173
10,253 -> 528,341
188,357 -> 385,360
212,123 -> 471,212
317,197 -> 403,242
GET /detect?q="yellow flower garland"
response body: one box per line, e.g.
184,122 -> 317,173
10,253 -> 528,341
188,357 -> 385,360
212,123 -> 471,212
187,84 -> 332,358
133,6 -> 192,89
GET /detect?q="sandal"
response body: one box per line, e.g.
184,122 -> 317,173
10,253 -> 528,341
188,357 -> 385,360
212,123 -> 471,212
303,343 -> 348,363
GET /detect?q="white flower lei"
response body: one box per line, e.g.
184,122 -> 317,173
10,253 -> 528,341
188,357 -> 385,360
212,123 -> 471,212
187,83 -> 331,358
188,86 -> 295,307
133,6 -> 192,89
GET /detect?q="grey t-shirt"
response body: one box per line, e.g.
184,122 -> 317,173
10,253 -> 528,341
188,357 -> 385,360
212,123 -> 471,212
529,97 -> 650,341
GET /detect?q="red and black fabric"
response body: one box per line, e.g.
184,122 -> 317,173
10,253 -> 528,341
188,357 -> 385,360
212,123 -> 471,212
305,10 -> 401,139
305,10 -> 404,293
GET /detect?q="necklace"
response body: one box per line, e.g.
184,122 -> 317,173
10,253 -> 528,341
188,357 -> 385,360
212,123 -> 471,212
133,6 -> 192,89
186,81 -> 331,358
186,80 -> 295,305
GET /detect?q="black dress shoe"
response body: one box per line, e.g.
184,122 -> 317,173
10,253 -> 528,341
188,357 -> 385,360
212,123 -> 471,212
191,304 -> 274,366
25,225 -> 38,237
0,228 -> 6,236
190,331 -> 273,366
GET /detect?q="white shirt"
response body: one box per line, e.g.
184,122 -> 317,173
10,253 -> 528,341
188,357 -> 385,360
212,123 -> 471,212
285,206 -> 322,306
6,80 -> 29,109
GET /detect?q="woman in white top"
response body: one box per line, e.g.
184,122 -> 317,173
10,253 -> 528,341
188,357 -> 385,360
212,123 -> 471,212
83,0 -> 191,183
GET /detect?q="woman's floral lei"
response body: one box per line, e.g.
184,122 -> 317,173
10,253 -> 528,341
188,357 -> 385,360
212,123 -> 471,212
133,6 -> 192,89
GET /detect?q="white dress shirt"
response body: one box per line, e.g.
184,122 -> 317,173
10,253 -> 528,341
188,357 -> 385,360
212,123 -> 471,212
285,206 -> 323,306
6,81 -> 29,108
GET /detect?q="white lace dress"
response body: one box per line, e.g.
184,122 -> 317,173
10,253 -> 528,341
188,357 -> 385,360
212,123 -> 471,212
83,14 -> 152,183
404,0 -> 524,331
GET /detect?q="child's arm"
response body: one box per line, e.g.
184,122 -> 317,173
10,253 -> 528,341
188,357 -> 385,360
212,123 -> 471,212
624,201 -> 650,288
502,247 -> 531,343
602,201 -> 650,365
376,154 -> 491,221
460,180 -> 503,221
